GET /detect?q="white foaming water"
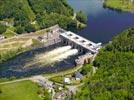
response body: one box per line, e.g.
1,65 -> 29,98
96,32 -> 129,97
24,46 -> 78,68
52,49 -> 78,62
36,45 -> 72,60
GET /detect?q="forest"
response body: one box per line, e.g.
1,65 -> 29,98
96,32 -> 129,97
74,28 -> 134,100
0,0 -> 86,35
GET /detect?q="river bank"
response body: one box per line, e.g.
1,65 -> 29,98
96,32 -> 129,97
103,0 -> 134,13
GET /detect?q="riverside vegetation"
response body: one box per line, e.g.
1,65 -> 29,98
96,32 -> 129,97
74,28 -> 134,100
104,0 -> 134,12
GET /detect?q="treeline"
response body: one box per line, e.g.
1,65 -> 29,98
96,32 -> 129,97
0,0 -> 36,34
37,13 -> 77,31
0,0 -> 36,22
0,0 -> 86,35
28,0 -> 73,16
105,28 -> 134,52
74,28 -> 134,100
104,0 -> 134,12
0,48 -> 25,64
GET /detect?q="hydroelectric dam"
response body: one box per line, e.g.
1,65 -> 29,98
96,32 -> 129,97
0,25 -> 102,78
40,25 -> 102,65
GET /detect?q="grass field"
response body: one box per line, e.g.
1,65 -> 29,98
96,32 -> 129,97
0,26 -> 51,53
0,80 -> 43,100
0,26 -> 50,63
104,0 -> 134,12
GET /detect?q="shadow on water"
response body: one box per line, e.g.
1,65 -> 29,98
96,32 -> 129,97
0,43 -> 79,78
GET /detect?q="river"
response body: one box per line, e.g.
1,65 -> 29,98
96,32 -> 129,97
67,0 -> 134,43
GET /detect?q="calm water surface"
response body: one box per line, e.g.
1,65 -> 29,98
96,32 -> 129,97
68,0 -> 134,43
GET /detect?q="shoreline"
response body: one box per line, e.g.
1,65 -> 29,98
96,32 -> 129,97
103,1 -> 134,14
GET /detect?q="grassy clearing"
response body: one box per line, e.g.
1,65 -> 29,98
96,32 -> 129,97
104,0 -> 134,12
50,74 -> 81,85
50,76 -> 63,84
3,29 -> 17,38
0,80 -> 42,100
0,25 -> 51,44
47,65 -> 83,85
0,38 -> 25,53
0,27 -> 48,63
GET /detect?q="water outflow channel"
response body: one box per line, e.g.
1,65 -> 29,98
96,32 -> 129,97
25,46 -> 78,68
0,44 -> 79,78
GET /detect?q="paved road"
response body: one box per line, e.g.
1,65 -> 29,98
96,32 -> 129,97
0,75 -> 50,85
72,13 -> 76,20
0,78 -> 29,85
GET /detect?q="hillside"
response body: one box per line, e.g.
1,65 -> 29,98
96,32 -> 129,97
0,0 -> 36,22
104,0 -> 134,12
0,0 -> 81,35
74,28 -> 134,100
28,0 -> 73,16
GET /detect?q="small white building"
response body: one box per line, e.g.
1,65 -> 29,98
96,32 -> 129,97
58,87 -> 63,91
0,35 -> 5,41
64,78 -> 71,84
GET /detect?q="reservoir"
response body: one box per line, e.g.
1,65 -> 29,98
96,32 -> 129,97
67,0 -> 134,43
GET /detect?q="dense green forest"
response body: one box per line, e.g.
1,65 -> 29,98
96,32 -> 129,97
74,28 -> 134,100
104,0 -> 134,12
0,0 -> 86,35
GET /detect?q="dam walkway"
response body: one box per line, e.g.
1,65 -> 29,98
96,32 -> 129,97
60,31 -> 102,54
